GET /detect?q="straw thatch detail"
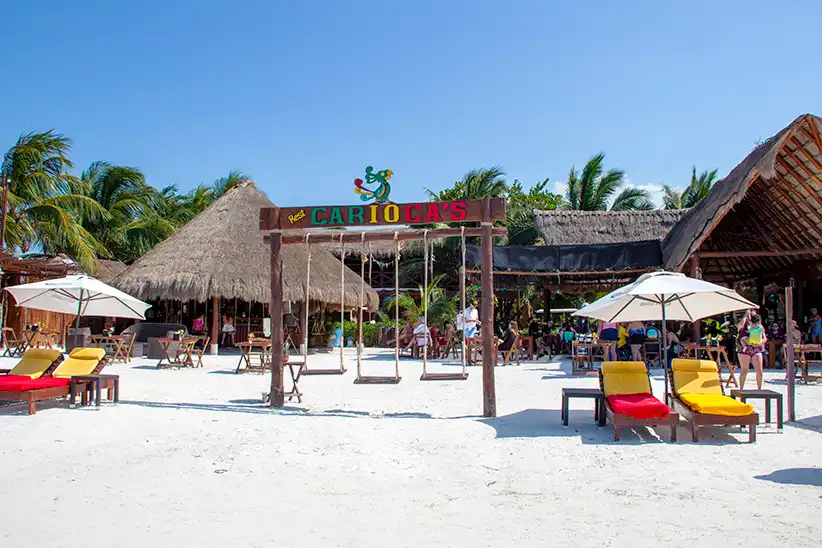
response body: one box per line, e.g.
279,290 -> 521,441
663,113 -> 822,280
94,259 -> 127,283
113,181 -> 378,310
534,210 -> 686,246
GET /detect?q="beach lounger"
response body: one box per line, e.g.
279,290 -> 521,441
599,361 -> 678,441
0,348 -> 108,415
669,359 -> 758,442
0,348 -> 64,380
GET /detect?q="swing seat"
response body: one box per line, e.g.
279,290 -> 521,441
301,367 -> 347,376
354,375 -> 402,385
420,372 -> 469,381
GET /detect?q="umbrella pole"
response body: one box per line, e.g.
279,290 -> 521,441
73,289 -> 83,350
661,298 -> 669,405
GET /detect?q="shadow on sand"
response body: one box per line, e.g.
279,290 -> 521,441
755,467 -> 822,488
478,408 -> 748,445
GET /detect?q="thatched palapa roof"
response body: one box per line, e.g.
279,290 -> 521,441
94,259 -> 127,283
663,113 -> 822,281
113,181 -> 378,310
533,209 -> 685,246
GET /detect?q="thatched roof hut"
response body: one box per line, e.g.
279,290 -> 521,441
663,113 -> 822,281
94,259 -> 127,283
533,209 -> 685,246
113,181 -> 378,310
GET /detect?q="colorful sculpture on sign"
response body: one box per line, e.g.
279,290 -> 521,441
354,166 -> 393,203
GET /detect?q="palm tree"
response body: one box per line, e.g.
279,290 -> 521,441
385,274 -> 457,329
212,169 -> 251,199
1,131 -> 107,270
662,167 -> 718,210
565,153 -> 654,210
426,166 -> 508,202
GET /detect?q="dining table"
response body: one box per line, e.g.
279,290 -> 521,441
571,340 -> 616,375
91,334 -> 130,363
235,339 -> 272,373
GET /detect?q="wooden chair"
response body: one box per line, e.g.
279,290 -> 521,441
496,336 -> 520,366
2,328 -> 26,357
189,336 -> 209,367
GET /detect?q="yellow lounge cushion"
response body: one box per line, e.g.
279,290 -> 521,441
678,393 -> 755,417
672,359 -> 722,395
7,349 -> 62,379
601,361 -> 650,396
53,347 -> 106,378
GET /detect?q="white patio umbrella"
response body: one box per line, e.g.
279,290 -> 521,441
5,275 -> 150,347
573,271 -> 756,398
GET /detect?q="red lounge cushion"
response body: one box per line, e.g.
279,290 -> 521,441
607,393 -> 670,420
0,375 -> 38,383
0,377 -> 70,392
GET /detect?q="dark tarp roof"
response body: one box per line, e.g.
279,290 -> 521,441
466,240 -> 663,273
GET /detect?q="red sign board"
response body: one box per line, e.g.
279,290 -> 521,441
261,198 -> 505,230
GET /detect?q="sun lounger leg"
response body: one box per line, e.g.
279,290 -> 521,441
749,424 -> 756,443
613,425 -> 620,441
691,423 -> 699,442
670,422 -> 676,442
27,396 -> 36,416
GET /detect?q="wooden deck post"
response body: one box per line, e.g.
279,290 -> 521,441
269,209 -> 285,407
689,256 -> 701,342
211,296 -> 220,353
785,286 -> 796,422
481,198 -> 496,418
795,264 -> 804,329
543,285 -> 551,324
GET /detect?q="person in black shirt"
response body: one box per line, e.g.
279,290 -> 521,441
498,321 -> 519,365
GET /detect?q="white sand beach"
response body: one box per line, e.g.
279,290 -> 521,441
1,350 -> 821,548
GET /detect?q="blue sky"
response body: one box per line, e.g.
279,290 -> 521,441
3,1 -> 821,207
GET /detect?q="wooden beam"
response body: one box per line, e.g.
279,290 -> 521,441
211,296 -> 219,354
799,116 -> 822,158
753,182 -> 819,250
480,199 -> 496,418
767,172 -> 822,242
278,226 -> 507,245
779,142 -> 822,213
697,248 -> 822,259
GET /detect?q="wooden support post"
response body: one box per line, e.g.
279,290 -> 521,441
480,198 -> 496,418
690,256 -> 701,342
785,286 -> 796,422
543,285 -> 550,324
756,276 -> 766,321
211,296 -> 220,353
795,264 -> 805,330
269,221 -> 285,407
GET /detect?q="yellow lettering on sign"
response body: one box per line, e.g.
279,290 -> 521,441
384,204 -> 399,223
288,210 -> 307,224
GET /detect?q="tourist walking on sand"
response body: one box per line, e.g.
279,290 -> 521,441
738,311 -> 766,390
460,302 -> 480,339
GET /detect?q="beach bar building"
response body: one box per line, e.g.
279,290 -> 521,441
114,181 -> 378,351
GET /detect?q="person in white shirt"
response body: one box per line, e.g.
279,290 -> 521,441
412,318 -> 429,348
462,303 -> 479,338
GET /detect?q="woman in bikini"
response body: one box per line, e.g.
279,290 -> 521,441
738,312 -> 766,390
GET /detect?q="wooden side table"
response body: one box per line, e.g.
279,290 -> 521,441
730,389 -> 782,431
561,388 -> 605,427
70,374 -> 120,407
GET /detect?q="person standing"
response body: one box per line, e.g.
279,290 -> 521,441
738,312 -> 766,390
462,302 -> 479,339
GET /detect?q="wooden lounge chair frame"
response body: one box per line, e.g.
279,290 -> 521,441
0,356 -> 109,415
667,366 -> 758,443
598,366 -> 678,442
495,335 -> 520,366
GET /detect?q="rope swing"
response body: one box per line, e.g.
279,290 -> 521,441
356,232 -> 365,377
339,232 -> 345,370
354,231 -> 401,384
419,229 -> 469,381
